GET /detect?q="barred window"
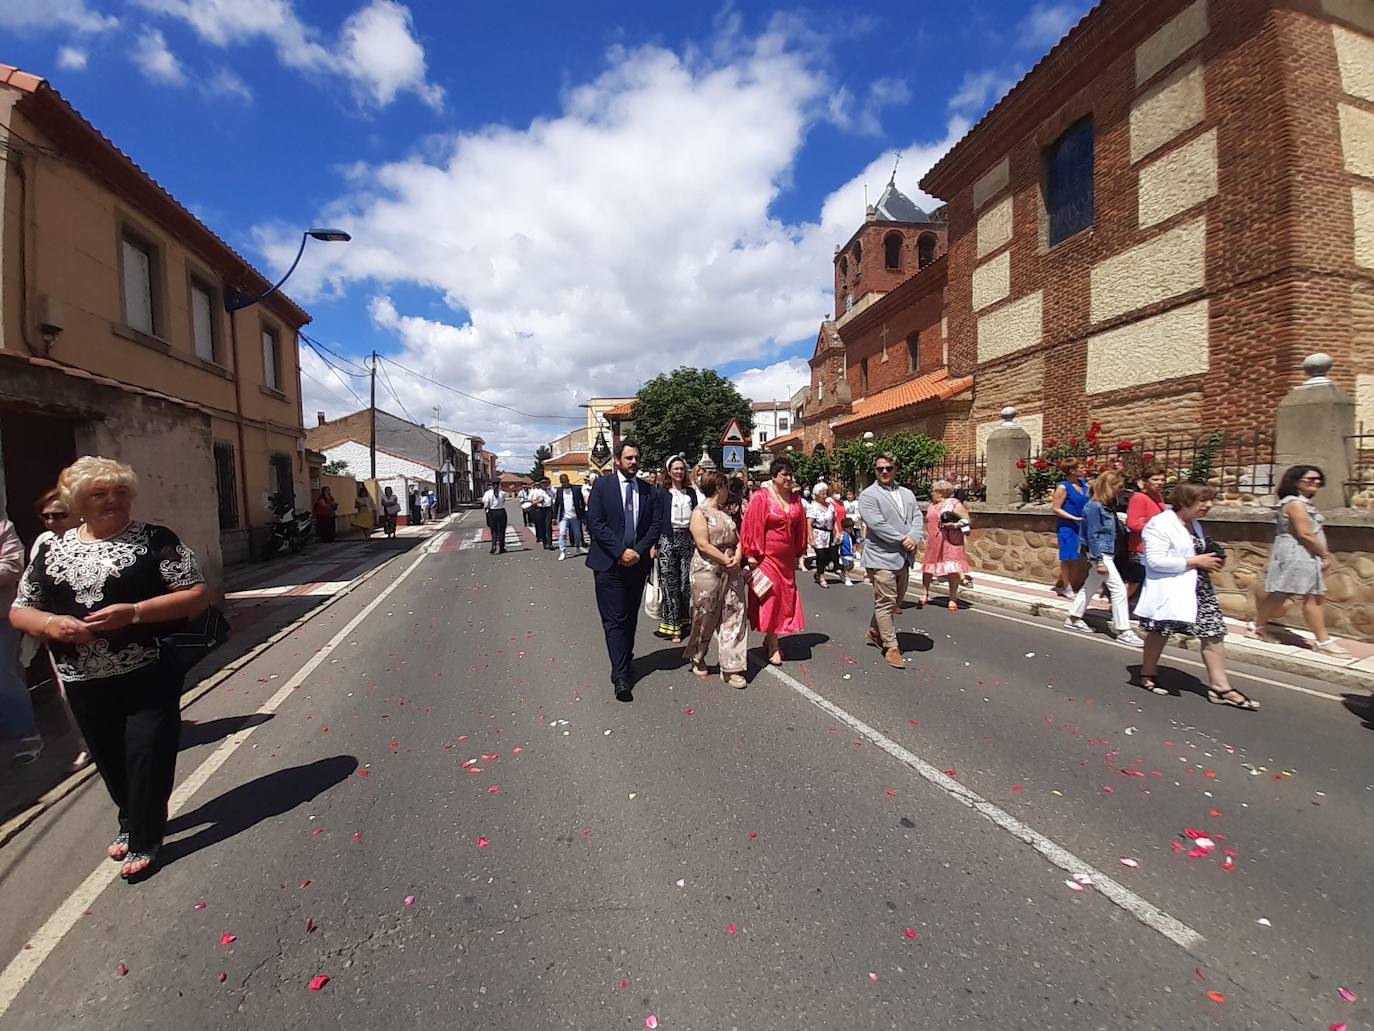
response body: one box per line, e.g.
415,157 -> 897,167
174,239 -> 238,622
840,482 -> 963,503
214,442 -> 239,530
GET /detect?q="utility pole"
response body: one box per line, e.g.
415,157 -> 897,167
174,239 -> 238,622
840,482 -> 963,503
369,351 -> 377,480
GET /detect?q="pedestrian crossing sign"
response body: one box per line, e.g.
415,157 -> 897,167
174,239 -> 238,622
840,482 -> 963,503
720,418 -> 749,446
722,445 -> 746,469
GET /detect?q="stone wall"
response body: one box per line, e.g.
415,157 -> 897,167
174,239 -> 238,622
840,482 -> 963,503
963,503 -> 1374,641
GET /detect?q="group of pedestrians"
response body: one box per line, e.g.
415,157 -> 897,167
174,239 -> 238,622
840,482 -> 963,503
4,456 -> 210,880
584,442 -> 973,700
1049,459 -> 1349,711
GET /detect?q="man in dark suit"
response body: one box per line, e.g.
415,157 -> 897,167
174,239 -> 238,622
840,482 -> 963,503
552,473 -> 588,559
585,442 -> 660,701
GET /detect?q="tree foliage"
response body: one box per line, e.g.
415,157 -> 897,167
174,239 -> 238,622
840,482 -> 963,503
829,433 -> 946,494
321,459 -> 351,476
528,444 -> 552,481
629,368 -> 754,470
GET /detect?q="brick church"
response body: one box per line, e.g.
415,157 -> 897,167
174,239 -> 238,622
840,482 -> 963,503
773,0 -> 1373,462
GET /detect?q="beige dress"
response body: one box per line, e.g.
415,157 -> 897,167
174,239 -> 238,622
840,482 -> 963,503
685,505 -> 749,674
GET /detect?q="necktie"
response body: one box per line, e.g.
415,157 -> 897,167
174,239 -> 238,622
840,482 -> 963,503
623,479 -> 636,547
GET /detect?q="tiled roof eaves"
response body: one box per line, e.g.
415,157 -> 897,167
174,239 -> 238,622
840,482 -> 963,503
837,256 -> 948,342
548,452 -> 590,465
834,374 -> 974,429
7,70 -> 311,327
920,0 -> 1120,200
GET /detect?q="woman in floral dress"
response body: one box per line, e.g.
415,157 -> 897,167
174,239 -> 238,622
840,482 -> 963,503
921,479 -> 971,610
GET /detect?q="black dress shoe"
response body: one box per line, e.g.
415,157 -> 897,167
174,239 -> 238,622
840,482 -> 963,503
614,680 -> 633,702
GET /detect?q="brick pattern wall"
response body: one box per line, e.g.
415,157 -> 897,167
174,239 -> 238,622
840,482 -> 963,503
929,0 -> 1371,457
837,265 -> 948,400
834,222 -> 947,318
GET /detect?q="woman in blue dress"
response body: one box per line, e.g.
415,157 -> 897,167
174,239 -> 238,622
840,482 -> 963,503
1049,458 -> 1089,598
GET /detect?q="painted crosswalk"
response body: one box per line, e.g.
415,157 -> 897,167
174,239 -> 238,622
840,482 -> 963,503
459,525 -> 536,552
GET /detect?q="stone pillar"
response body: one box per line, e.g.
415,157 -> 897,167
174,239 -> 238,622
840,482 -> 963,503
985,406 -> 1032,506
1274,354 -> 1356,510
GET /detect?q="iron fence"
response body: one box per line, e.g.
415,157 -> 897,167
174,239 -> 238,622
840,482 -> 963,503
1020,429 -> 1276,504
1348,422 -> 1374,501
912,454 -> 987,502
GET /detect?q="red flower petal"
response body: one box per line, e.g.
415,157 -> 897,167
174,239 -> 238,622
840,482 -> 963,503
357,770 -> 369,778
218,972 -> 227,983
944,770 -> 957,777
477,837 -> 490,848
1339,987 -> 1358,1003
117,963 -> 129,977
885,790 -> 897,798
309,975 -> 330,991
619,979 -> 629,990
1205,991 -> 1225,1004
220,934 -> 236,945
904,928 -> 917,940
488,785 -> 501,794
726,923 -> 737,935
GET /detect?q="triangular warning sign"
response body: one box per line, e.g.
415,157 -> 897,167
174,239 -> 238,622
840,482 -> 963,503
720,418 -> 749,446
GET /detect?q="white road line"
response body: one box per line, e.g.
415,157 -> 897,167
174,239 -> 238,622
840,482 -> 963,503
762,662 -> 1206,953
961,604 -> 1341,701
0,531 -> 450,1019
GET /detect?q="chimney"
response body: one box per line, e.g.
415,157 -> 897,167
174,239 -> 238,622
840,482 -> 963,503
317,411 -> 325,426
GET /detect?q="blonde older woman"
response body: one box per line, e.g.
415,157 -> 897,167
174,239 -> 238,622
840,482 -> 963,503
10,457 -> 209,879
922,480 -> 970,610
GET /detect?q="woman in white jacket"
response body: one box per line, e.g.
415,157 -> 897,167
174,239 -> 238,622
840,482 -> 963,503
1135,482 -> 1259,709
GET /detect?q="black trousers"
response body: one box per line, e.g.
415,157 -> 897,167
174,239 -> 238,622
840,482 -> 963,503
813,544 -> 840,581
533,509 -> 553,547
66,660 -> 182,853
593,564 -> 649,686
486,509 -> 508,552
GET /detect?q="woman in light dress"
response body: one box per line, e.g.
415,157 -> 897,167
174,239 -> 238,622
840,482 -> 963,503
921,480 -> 970,610
684,471 -> 749,688
1251,465 -> 1348,655
806,483 -> 841,588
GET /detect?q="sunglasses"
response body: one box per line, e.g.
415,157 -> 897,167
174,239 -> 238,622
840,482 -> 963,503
41,512 -> 70,521
875,465 -> 895,473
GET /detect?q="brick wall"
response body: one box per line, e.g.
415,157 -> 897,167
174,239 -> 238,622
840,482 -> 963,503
837,261 -> 948,399
834,222 -> 947,318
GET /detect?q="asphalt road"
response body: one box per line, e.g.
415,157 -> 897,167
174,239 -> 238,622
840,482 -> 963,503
1,505 -> 1370,1030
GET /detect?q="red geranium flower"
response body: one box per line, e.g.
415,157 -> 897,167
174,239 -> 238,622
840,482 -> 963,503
1069,436 -> 1079,446
1142,453 -> 1155,463
1033,459 -> 1049,471
1117,440 -> 1135,452
1015,459 -> 1028,470
1045,438 -> 1059,448
1090,421 -> 1102,432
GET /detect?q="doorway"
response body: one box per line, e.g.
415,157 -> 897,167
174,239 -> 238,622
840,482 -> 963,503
1,410 -> 79,551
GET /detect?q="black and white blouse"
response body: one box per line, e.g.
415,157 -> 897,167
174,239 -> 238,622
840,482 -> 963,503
14,522 -> 204,682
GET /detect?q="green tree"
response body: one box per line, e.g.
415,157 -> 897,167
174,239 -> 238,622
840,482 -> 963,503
629,368 -> 754,470
322,459 -> 350,476
529,444 -> 552,481
831,433 -> 945,494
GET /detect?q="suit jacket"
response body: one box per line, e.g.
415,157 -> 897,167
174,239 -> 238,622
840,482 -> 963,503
653,486 -> 697,535
856,483 -> 923,571
585,473 -> 660,573
553,485 -> 587,522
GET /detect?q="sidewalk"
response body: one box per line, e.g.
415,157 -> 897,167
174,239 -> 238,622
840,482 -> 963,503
0,514 -> 463,838
925,569 -> 1374,693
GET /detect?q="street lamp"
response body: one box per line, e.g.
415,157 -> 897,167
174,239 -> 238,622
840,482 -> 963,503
225,227 -> 352,312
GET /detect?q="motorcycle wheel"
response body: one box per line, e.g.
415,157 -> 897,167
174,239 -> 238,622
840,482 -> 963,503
289,533 -> 309,554
260,537 -> 280,562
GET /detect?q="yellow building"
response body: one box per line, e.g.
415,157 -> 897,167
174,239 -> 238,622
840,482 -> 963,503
543,450 -> 591,485
0,64 -> 314,579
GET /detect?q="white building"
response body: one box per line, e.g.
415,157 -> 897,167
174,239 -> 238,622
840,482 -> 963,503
750,400 -> 794,449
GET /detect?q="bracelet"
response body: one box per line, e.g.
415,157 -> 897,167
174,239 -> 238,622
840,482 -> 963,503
43,615 -> 56,637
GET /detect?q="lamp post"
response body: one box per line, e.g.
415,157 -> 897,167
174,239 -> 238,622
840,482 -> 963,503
225,228 -> 351,312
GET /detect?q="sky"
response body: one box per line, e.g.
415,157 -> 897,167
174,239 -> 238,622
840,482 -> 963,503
0,0 -> 1092,464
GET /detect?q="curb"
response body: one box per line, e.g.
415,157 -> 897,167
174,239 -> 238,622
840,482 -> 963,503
939,582 -> 1374,695
0,514 -> 465,850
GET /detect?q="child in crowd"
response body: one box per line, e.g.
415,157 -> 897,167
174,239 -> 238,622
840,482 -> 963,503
839,517 -> 857,587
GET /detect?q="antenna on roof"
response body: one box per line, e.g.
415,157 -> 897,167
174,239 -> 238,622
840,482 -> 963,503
890,152 -> 900,185
863,183 -> 868,210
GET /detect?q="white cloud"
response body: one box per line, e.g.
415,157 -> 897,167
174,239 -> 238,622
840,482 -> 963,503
732,358 -> 811,405
56,46 -> 89,70
203,66 -> 252,101
947,68 -> 1009,116
279,20 -> 964,456
339,0 -> 443,111
133,27 -> 186,85
829,76 -> 911,137
1019,3 -> 1083,50
0,0 -> 118,33
133,0 -> 442,110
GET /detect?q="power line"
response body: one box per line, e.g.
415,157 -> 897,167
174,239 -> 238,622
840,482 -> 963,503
302,339 -> 367,410
299,331 -> 369,376
377,354 -> 583,422
377,358 -> 421,426
299,365 -> 356,411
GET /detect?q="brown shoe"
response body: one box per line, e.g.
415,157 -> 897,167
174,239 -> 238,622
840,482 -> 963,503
866,627 -> 882,650
884,648 -> 905,669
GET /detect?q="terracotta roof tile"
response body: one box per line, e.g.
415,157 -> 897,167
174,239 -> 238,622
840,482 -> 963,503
0,65 -> 45,93
764,427 -> 804,451
833,370 -> 974,430
604,402 -> 634,418
548,451 -> 590,465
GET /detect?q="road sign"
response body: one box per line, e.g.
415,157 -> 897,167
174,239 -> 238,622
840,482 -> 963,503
722,445 -> 746,469
720,418 -> 749,447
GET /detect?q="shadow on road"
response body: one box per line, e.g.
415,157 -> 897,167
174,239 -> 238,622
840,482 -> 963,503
632,646 -> 690,680
895,631 -> 935,653
159,755 -> 358,868
781,632 -> 831,661
1340,692 -> 1374,731
178,714 -> 274,751
1125,663 -> 1209,700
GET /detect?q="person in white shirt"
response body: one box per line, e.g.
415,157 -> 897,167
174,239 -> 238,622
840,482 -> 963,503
553,474 -> 587,559
654,456 -> 698,642
481,480 -> 508,554
528,479 -> 554,550
519,487 -> 533,528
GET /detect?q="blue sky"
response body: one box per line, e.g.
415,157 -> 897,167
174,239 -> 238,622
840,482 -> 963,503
0,0 -> 1090,460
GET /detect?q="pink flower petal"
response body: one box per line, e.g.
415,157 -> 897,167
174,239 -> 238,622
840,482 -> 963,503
868,972 -> 880,982
1339,987 -> 1358,1003
1331,1024 -> 1348,1031
619,979 -> 629,990
309,975 -> 330,991
194,902 -> 207,911
218,972 -> 227,983
904,928 -> 917,940
1120,858 -> 1139,868
477,837 -> 490,848
488,785 -> 501,794
404,895 -> 416,907
1065,880 -> 1085,892
726,923 -> 737,935
645,1016 -> 658,1029
117,962 -> 129,977
220,934 -> 236,945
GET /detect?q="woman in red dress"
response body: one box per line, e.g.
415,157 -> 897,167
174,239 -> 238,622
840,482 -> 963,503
741,458 -> 807,665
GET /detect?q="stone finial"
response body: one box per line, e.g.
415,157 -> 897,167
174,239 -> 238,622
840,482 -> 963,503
696,448 -> 716,471
1000,406 -> 1018,424
865,204 -> 877,222
1303,353 -> 1333,383
834,244 -> 840,253
862,431 -> 875,441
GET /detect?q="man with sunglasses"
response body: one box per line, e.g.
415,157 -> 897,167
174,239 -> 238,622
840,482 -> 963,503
857,452 -> 924,669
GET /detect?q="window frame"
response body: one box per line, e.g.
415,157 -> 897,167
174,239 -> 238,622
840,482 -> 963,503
260,320 -> 283,394
917,233 -> 937,268
907,333 -> 920,374
883,232 -> 903,271
116,218 -> 166,341
213,440 -> 240,530
1044,115 -> 1095,248
187,268 -> 224,367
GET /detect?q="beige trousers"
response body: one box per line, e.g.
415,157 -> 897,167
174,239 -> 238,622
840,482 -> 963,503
868,565 -> 910,650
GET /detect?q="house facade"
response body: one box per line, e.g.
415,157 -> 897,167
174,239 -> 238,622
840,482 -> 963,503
306,408 -> 463,517
0,64 -> 311,575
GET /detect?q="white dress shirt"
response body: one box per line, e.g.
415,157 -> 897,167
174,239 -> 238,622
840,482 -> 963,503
482,490 -> 504,511
617,472 -> 640,530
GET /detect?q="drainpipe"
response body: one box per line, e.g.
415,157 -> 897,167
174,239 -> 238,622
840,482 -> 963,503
226,309 -> 254,550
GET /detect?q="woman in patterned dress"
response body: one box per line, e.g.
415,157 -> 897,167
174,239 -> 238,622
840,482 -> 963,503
740,458 -> 807,666
921,479 -> 971,610
1134,482 -> 1259,709
684,471 -> 749,687
10,458 -> 210,878
1251,465 -> 1348,655
654,456 -> 697,642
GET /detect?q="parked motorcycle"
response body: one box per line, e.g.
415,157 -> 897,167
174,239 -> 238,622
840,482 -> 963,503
261,493 -> 314,561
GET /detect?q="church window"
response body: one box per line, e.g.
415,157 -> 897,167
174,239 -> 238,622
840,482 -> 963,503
884,232 -> 903,271
918,233 -> 937,268
1045,116 -> 1094,246
907,333 -> 920,373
